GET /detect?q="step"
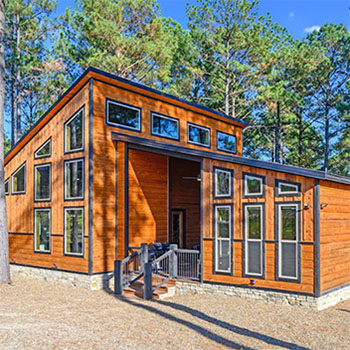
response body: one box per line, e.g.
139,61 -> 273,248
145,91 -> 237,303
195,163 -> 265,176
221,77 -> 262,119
121,280 -> 176,300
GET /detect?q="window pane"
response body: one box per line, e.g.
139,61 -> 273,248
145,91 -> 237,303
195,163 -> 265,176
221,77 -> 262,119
281,242 -> 297,277
65,209 -> 83,254
216,207 -> 230,238
280,183 -> 298,193
108,101 -> 140,130
4,180 -> 9,195
217,240 -> 230,271
65,160 -> 83,199
35,210 -> 50,252
188,124 -> 209,146
35,139 -> 51,158
247,206 -> 261,239
35,165 -> 50,200
248,241 -> 261,274
65,110 -> 83,151
281,206 -> 297,240
216,170 -> 230,196
217,132 -> 236,153
246,176 -> 261,194
152,114 -> 178,139
12,165 -> 25,193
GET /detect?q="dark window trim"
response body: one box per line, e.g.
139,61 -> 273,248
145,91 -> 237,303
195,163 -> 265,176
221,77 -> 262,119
11,161 -> 26,195
213,166 -> 234,199
275,201 -> 301,283
4,177 -> 9,195
275,179 -> 301,197
216,130 -> 237,154
187,122 -> 211,148
150,111 -> 180,141
63,206 -> 85,257
213,203 -> 233,275
34,162 -> 52,202
169,208 -> 186,249
105,98 -> 142,133
242,202 -> 265,279
64,105 -> 85,154
33,207 -> 52,254
243,172 -> 265,198
64,157 -> 85,201
34,137 -> 52,159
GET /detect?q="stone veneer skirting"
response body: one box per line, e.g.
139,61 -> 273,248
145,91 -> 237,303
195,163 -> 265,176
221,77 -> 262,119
10,265 -> 350,310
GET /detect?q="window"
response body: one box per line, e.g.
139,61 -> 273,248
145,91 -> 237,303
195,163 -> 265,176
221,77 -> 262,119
64,159 -> 84,200
276,202 -> 300,281
151,113 -> 179,140
65,107 -> 84,153
34,209 -> 51,253
34,164 -> 51,201
4,178 -> 9,195
276,179 -> 301,197
34,138 -> 51,159
214,205 -> 232,274
11,162 -> 26,194
64,207 -> 84,256
217,131 -> 236,154
244,204 -> 264,277
213,167 -> 233,199
188,123 -> 210,147
243,173 -> 265,198
106,99 -> 141,132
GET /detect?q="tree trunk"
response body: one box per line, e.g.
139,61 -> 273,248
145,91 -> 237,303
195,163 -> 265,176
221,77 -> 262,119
15,14 -> 21,142
298,109 -> 303,167
324,103 -> 329,172
0,0 -> 11,284
274,101 -> 281,163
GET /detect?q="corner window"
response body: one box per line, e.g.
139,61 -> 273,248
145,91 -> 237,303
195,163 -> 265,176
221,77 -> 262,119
276,202 -> 300,281
188,123 -> 210,147
106,99 -> 141,132
11,162 -> 26,194
213,167 -> 233,199
65,107 -> 84,153
214,205 -> 232,274
34,164 -> 51,201
244,204 -> 264,277
64,207 -> 84,256
276,179 -> 301,197
34,208 -> 51,253
4,178 -> 9,195
64,159 -> 84,200
217,131 -> 236,154
151,113 -> 179,140
34,138 -> 51,159
243,173 -> 265,198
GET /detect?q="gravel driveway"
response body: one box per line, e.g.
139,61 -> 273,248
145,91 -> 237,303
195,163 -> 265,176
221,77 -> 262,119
0,276 -> 349,350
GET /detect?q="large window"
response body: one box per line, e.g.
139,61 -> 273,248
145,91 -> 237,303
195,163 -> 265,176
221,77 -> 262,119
34,138 -> 51,159
151,113 -> 179,140
213,167 -> 233,199
64,207 -> 84,256
244,204 -> 264,277
187,123 -> 210,148
64,159 -> 84,200
34,164 -> 51,201
65,107 -> 84,153
214,205 -> 232,274
276,179 -> 301,197
11,162 -> 26,194
34,208 -> 51,253
276,202 -> 300,281
4,178 -> 9,195
243,173 -> 265,198
106,99 -> 141,132
217,131 -> 236,154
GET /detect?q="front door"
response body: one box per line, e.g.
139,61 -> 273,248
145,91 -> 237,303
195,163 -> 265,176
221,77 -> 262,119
170,209 -> 185,248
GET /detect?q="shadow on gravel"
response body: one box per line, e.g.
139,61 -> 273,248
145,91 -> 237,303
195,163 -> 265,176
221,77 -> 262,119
337,308 -> 350,313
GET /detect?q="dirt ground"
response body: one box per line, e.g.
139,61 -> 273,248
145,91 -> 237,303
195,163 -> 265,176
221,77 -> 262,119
0,276 -> 349,350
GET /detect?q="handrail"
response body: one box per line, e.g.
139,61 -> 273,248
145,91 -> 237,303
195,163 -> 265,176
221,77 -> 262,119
152,249 -> 172,264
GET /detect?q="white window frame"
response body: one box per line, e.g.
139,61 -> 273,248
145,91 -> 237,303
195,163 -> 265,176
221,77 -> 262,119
277,181 -> 299,196
217,131 -> 237,154
214,168 -> 232,198
64,107 -> 85,153
244,204 -> 263,277
11,162 -> 26,194
34,163 -> 51,202
278,203 -> 299,280
244,174 -> 264,197
187,122 -> 210,147
34,138 -> 52,159
151,112 -> 179,140
64,207 -> 84,256
34,208 -> 51,253
214,205 -> 232,274
64,158 -> 84,201
4,178 -> 9,195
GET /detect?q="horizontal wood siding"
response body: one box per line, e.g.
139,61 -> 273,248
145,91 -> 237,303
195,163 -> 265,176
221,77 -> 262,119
319,181 -> 350,293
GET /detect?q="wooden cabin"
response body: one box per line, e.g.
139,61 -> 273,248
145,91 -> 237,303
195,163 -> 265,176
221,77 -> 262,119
5,67 -> 350,308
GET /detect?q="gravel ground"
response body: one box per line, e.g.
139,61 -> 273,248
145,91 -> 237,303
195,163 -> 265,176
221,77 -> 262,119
0,276 -> 349,350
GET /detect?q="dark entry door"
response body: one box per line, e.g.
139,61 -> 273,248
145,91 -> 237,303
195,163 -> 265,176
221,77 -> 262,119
170,209 -> 185,248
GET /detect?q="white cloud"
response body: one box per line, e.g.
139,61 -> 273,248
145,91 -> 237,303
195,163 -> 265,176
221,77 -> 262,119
304,25 -> 321,33
288,12 -> 295,19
